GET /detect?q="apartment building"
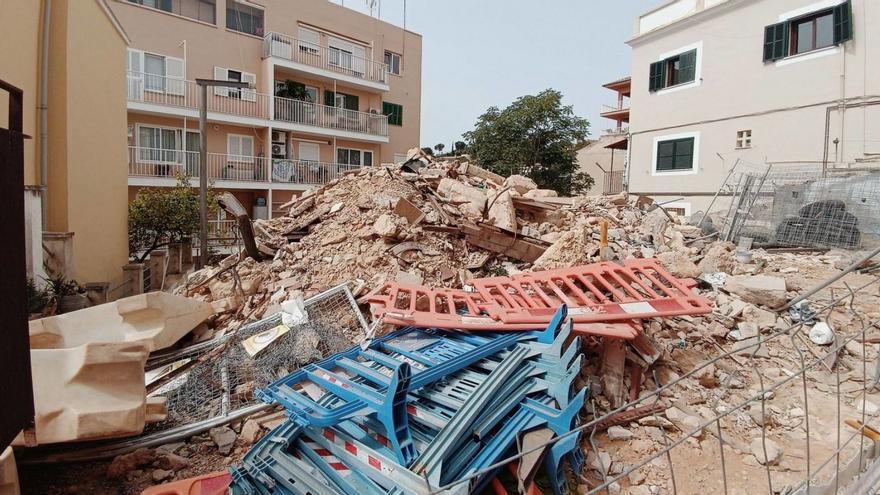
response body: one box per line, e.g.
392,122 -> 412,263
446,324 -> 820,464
1,0 -> 130,284
577,77 -> 630,195
109,0 -> 422,221
626,0 -> 878,215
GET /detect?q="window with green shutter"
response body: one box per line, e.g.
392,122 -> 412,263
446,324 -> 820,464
763,22 -> 789,61
383,102 -> 403,126
656,137 -> 695,172
648,49 -> 697,92
833,0 -> 853,44
763,0 -> 853,63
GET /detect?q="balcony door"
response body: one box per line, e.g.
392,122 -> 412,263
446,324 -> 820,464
298,142 -> 320,163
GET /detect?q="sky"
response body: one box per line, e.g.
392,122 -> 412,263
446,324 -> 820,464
333,0 -> 661,148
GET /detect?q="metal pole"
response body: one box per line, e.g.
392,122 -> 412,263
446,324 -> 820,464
198,83 -> 208,269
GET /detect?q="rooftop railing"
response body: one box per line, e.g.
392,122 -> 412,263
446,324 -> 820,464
263,32 -> 389,85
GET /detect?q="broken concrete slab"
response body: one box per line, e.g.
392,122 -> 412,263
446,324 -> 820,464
29,292 -> 214,352
724,275 -> 788,308
502,174 -> 537,194
487,189 -> 517,231
750,438 -> 783,465
437,178 -> 487,218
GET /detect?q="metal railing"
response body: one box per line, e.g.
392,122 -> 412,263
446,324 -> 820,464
127,146 -> 269,182
603,169 -> 625,194
126,71 -> 271,119
263,32 -> 388,85
271,159 -> 362,184
600,102 -> 629,114
273,96 -> 388,137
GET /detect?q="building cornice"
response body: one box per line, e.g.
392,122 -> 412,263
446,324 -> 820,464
627,0 -> 757,47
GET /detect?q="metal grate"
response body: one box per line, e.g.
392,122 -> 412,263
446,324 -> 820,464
144,284 -> 369,433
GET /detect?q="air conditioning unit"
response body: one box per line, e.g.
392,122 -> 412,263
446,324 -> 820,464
271,130 -> 286,142
368,108 -> 380,114
271,143 -> 286,156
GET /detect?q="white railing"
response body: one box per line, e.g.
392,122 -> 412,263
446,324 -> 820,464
271,159 -> 362,184
128,147 -> 270,182
127,71 -> 271,119
273,96 -> 388,137
601,103 -> 629,114
263,32 -> 388,85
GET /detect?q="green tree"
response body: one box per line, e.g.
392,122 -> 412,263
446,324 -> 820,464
128,174 -> 215,262
463,89 -> 594,195
453,141 -> 467,155
434,143 -> 445,154
421,146 -> 434,156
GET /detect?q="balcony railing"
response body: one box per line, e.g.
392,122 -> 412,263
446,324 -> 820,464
128,147 -> 364,185
274,97 -> 388,137
271,159 -> 362,184
600,103 -> 630,114
128,147 -> 270,182
263,32 -> 388,85
127,71 -> 271,120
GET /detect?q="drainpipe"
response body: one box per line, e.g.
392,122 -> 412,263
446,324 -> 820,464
39,0 -> 51,230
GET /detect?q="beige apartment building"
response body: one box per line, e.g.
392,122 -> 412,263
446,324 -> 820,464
0,0 -> 130,285
626,0 -> 878,216
109,0 -> 423,220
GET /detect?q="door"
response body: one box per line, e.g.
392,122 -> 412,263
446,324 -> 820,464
127,49 -> 145,100
185,131 -> 200,176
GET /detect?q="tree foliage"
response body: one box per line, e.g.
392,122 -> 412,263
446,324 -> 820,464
463,89 -> 594,195
434,143 -> 445,153
128,174 -> 215,262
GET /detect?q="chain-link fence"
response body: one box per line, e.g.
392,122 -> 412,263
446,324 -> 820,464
143,283 -> 368,433
718,161 -> 880,250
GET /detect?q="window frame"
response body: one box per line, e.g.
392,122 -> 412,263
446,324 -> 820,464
384,51 -> 402,76
126,0 -> 216,25
336,147 -> 373,167
135,124 -> 198,165
790,9 -> 835,55
736,130 -> 753,149
227,133 -> 255,163
383,101 -> 403,126
226,0 -> 264,37
651,132 -> 700,176
648,42 -> 701,94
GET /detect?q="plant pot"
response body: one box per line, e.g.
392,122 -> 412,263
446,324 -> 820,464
58,294 -> 89,314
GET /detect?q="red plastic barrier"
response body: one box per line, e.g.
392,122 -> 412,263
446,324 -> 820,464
368,259 -> 711,338
141,471 -> 231,495
471,259 -> 711,324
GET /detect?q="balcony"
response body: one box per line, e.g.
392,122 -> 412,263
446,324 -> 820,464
126,71 -> 270,122
271,159 -> 363,185
128,147 -> 270,183
273,96 -> 388,140
599,102 -> 630,121
263,32 -> 389,92
127,147 -> 363,186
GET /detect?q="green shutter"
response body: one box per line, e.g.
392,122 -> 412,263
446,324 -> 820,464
344,94 -> 359,111
382,102 -> 403,126
679,49 -> 697,84
656,138 -> 695,171
763,22 -> 789,62
649,61 -> 664,92
833,0 -> 853,44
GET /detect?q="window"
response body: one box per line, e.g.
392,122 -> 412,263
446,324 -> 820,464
227,134 -> 255,162
328,37 -> 367,76
656,137 -> 695,172
383,102 -> 403,126
384,51 -> 401,75
227,1 -> 263,36
337,148 -> 373,167
649,49 -> 697,92
298,27 -> 321,54
325,91 -> 359,111
126,0 -> 215,24
213,67 -> 256,101
736,130 -> 752,149
763,0 -> 853,62
129,49 -> 185,96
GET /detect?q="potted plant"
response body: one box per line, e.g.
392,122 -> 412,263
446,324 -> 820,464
274,80 -> 312,122
27,277 -> 52,318
47,275 -> 88,314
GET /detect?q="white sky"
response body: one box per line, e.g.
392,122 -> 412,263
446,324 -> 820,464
333,0 -> 663,148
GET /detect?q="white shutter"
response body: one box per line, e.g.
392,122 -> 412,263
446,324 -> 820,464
241,136 -> 254,161
298,142 -> 320,162
127,49 -> 144,100
351,45 -> 366,76
165,57 -> 185,96
298,27 -> 320,53
227,135 -> 241,156
241,72 -> 256,102
214,66 -> 228,97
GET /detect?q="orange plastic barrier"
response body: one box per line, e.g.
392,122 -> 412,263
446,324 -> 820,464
141,471 -> 231,495
368,259 -> 711,338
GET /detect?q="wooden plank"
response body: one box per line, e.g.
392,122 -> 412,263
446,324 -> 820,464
393,197 -> 426,225
460,222 -> 548,262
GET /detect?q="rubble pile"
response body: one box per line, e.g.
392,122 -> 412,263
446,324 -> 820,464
174,149 -> 731,340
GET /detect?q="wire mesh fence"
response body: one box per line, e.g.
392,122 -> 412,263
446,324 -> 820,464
717,161 -> 880,250
143,283 -> 368,433
429,251 -> 880,495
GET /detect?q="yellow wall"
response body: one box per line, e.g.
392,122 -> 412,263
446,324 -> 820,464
0,0 -> 42,186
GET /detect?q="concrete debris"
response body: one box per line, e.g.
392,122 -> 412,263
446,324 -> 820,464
209,426 -> 237,455
723,275 -> 788,308
750,438 -> 783,465
809,321 -> 835,345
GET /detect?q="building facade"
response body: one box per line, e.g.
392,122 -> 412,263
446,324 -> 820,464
626,0 -> 878,216
577,77 -> 630,195
1,0 -> 130,285
109,0 -> 423,221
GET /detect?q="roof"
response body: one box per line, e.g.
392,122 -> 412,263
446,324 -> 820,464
602,76 -> 632,90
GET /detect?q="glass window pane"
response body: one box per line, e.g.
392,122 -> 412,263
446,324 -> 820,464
363,152 -> 373,167
144,54 -> 165,91
337,148 -> 348,165
657,156 -> 674,171
816,13 -> 833,48
676,138 -> 693,155
796,20 -> 813,54
351,150 -> 361,166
